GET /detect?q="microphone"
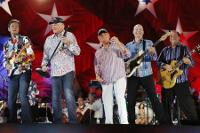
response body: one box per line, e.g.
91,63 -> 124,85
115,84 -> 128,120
11,34 -> 18,44
62,25 -> 71,48
23,36 -> 29,44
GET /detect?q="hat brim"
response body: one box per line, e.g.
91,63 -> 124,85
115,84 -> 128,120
49,21 -> 64,25
98,30 -> 108,36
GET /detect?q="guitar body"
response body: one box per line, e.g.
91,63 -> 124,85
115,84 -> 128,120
125,50 -> 144,77
7,56 -> 16,77
7,44 -> 33,77
160,60 -> 183,89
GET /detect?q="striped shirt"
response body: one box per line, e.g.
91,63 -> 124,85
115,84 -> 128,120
42,30 -> 80,77
94,43 -> 130,84
126,39 -> 157,77
157,43 -> 194,83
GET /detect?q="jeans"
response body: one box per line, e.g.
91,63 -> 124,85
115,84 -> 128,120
51,71 -> 77,123
8,70 -> 32,123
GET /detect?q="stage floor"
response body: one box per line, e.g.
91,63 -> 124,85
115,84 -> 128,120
0,124 -> 200,133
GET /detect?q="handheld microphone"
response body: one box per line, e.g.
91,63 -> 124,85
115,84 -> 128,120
62,25 -> 71,48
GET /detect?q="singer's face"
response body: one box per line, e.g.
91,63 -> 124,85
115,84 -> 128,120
98,33 -> 110,44
8,22 -> 20,35
51,23 -> 65,34
169,31 -> 180,46
133,24 -> 144,39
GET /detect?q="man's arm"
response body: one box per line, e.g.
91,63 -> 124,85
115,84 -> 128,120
94,53 -> 104,83
182,46 -> 194,67
41,38 -> 50,71
157,47 -> 172,71
3,42 -> 11,70
111,36 -> 131,59
62,32 -> 81,56
144,40 -> 157,62
24,36 -> 35,61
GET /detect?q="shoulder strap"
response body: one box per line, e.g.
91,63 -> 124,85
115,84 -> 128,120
143,40 -> 146,51
18,35 -> 25,49
179,45 -> 185,60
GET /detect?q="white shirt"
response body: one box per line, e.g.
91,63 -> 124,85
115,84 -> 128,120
42,31 -> 80,77
87,99 -> 103,119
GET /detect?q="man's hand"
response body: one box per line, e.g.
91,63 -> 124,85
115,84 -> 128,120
148,47 -> 156,54
111,36 -> 128,52
110,36 -> 121,45
160,31 -> 171,41
41,65 -> 48,72
163,64 -> 173,72
5,64 -> 12,70
61,36 -> 71,46
96,75 -> 104,83
14,57 -> 22,63
183,57 -> 192,65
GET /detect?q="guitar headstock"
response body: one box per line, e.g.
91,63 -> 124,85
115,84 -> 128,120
160,31 -> 171,41
192,44 -> 200,55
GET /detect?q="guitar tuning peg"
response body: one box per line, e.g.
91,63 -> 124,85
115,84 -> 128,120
23,37 -> 29,44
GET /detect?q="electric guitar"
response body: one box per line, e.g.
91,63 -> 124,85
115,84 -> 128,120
7,42 -> 32,77
125,32 -> 171,77
160,44 -> 200,89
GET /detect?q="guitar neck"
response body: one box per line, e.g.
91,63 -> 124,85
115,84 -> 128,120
153,38 -> 162,47
140,39 -> 162,58
17,44 -> 29,57
174,50 -> 195,69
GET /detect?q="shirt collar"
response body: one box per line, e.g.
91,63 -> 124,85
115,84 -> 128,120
132,39 -> 144,44
169,42 -> 181,49
53,30 -> 65,38
9,34 -> 20,44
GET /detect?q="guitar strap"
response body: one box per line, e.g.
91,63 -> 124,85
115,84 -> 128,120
142,40 -> 146,51
142,40 -> 147,66
136,40 -> 146,76
17,35 -> 24,50
179,45 -> 185,61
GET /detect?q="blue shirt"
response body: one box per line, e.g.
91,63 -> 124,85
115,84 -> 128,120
126,39 -> 157,77
157,43 -> 194,83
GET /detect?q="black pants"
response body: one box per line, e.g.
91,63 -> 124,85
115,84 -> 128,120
127,75 -> 166,124
162,82 -> 198,123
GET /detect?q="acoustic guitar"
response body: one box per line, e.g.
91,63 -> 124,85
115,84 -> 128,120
160,44 -> 200,89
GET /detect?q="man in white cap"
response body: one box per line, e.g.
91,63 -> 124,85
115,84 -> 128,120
94,28 -> 130,124
41,17 -> 80,123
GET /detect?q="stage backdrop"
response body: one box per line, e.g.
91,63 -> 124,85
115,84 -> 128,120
0,0 -> 200,99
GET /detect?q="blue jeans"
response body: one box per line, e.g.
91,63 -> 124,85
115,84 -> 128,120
51,71 -> 77,123
8,70 -> 32,123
